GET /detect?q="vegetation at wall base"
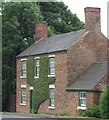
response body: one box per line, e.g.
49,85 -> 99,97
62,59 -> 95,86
55,110 -> 70,116
99,87 -> 109,119
27,57 -> 55,113
79,105 -> 101,118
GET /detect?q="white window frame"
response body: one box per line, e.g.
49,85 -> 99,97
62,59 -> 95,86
20,59 -> 27,78
48,55 -> 55,77
20,85 -> 26,105
79,92 -> 86,107
34,57 -> 40,78
48,85 -> 55,109
77,92 -> 86,110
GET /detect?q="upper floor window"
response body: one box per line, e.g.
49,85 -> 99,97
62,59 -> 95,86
21,59 -> 27,78
48,55 -> 55,77
79,92 -> 86,107
35,58 -> 40,78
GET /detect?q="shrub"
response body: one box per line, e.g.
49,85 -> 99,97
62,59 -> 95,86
81,105 -> 101,118
99,87 -> 109,119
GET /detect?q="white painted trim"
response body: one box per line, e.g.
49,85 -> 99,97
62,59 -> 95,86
20,103 -> 26,105
21,85 -> 26,88
48,55 -> 55,57
35,57 -> 40,59
20,76 -> 26,79
49,85 -> 55,89
30,86 -> 33,90
48,74 -> 55,77
48,106 -> 55,109
77,106 -> 86,110
21,58 -> 27,61
34,76 -> 39,79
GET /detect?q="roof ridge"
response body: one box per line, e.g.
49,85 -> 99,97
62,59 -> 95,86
39,29 -> 86,42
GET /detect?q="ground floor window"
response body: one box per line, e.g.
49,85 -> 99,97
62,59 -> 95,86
21,88 -> 26,104
79,92 -> 86,107
48,85 -> 55,109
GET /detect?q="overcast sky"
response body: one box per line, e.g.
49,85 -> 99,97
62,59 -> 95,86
60,0 -> 108,37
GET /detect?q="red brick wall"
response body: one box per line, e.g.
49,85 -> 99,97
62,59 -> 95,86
86,92 -> 100,106
67,92 -> 100,115
67,31 -> 109,86
16,59 -> 30,113
38,52 -> 68,114
66,92 -> 78,116
67,32 -> 97,85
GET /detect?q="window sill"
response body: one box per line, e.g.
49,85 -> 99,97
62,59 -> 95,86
34,76 -> 39,79
77,106 -> 86,110
48,75 -> 55,77
48,106 -> 55,109
20,76 -> 26,79
20,103 -> 26,106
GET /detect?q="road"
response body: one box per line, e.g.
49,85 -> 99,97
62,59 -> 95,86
1,114 -> 101,120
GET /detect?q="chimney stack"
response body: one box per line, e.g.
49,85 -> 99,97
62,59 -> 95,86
84,7 -> 101,32
34,22 -> 48,41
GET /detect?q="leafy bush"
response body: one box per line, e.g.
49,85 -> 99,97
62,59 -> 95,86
80,105 -> 101,118
99,87 -> 109,119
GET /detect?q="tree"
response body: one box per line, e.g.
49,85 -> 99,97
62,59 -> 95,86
99,87 -> 109,119
38,2 -> 84,34
2,2 -> 43,110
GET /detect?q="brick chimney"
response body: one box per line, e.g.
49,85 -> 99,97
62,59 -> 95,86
34,22 -> 48,41
84,7 -> 101,32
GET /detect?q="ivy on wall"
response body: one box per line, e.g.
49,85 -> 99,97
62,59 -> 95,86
27,56 -> 55,113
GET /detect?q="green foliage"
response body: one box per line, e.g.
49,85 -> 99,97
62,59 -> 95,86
2,2 -> 43,111
80,105 -> 101,118
56,110 -> 69,116
27,57 -> 55,113
99,87 -> 109,119
27,58 -> 35,86
39,2 -> 84,34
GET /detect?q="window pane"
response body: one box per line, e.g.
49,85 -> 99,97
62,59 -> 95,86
50,68 -> 55,75
21,60 -> 26,77
35,59 -> 40,77
79,92 -> 86,106
49,88 -> 55,107
80,99 -> 86,106
21,88 -> 26,104
36,60 -> 39,66
51,99 -> 55,106
49,57 -> 55,75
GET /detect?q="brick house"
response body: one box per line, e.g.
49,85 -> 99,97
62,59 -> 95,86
16,7 -> 109,115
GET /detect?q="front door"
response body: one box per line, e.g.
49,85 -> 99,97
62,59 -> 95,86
30,90 -> 34,113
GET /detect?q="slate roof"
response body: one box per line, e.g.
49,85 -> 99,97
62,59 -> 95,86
67,62 -> 108,91
17,29 -> 87,58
